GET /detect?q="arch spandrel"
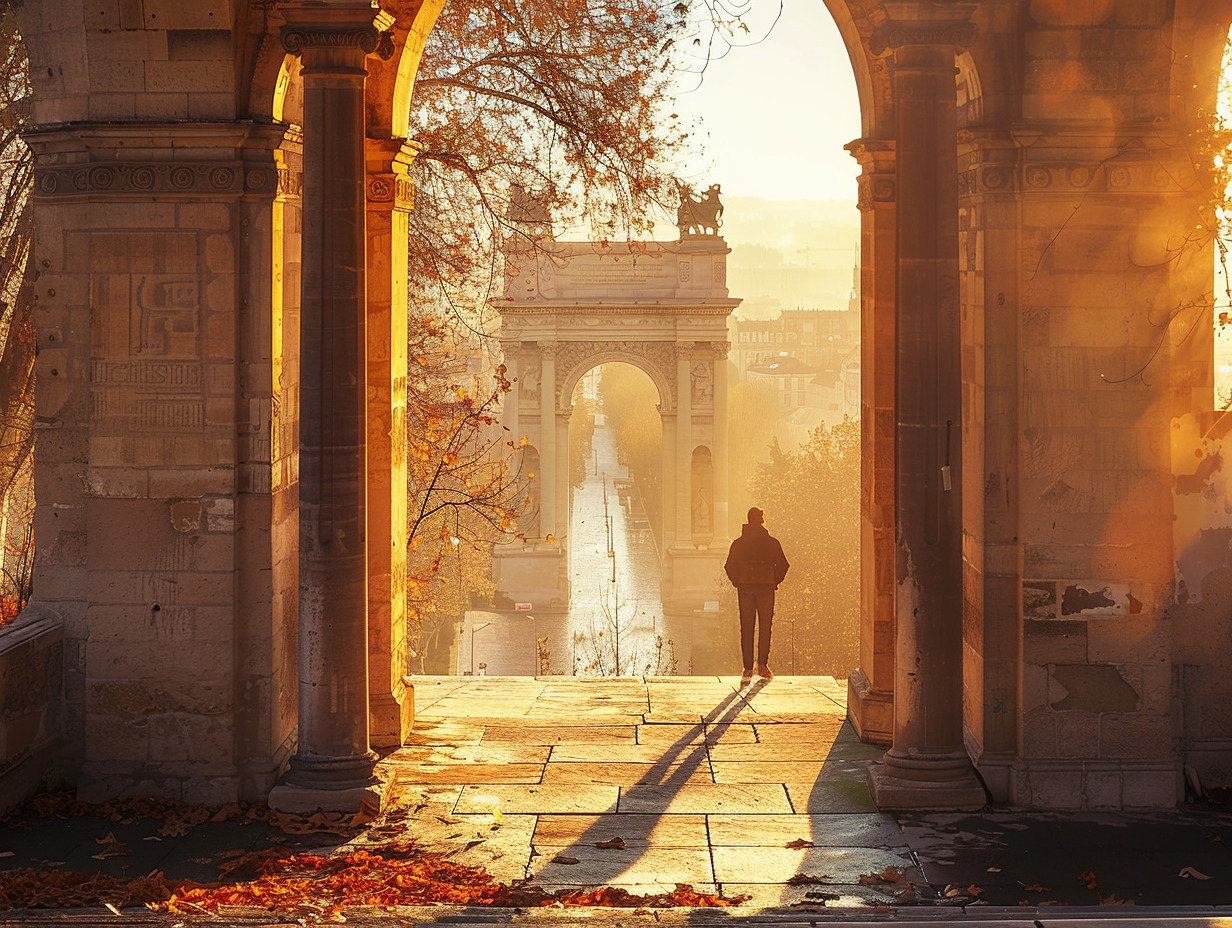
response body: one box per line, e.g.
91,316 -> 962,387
819,0 -> 894,139
366,0 -> 446,139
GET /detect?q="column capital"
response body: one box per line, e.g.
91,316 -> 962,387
711,341 -> 730,361
675,341 -> 695,360
280,3 -> 395,61
538,340 -> 558,360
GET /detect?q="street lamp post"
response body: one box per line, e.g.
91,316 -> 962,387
470,621 -> 492,676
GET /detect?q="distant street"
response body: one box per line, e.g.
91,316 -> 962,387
461,420 -> 693,676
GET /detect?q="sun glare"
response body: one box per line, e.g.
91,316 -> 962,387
1215,27 -> 1232,409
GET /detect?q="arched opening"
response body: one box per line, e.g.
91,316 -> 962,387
560,361 -> 672,676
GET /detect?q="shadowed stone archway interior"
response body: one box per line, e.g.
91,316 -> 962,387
4,0 -> 1232,817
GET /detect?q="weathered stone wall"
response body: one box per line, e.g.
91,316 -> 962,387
958,0 -> 1227,807
10,0 -> 1232,811
16,2 -> 300,803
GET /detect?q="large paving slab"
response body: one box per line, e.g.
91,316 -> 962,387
528,845 -> 715,886
481,724 -> 639,743
549,742 -> 709,763
540,762 -> 715,788
454,784 -> 620,815
533,813 -> 710,847
711,760 -> 877,784
784,780 -> 879,813
707,812 -> 906,847
394,763 -> 546,785
617,783 -> 792,814
391,743 -> 552,765
711,845 -> 918,884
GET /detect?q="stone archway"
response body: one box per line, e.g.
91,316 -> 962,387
493,235 -> 736,619
11,0 -> 1232,814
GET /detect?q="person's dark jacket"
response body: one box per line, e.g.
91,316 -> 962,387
724,522 -> 789,590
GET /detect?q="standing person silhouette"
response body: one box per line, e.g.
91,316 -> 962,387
724,507 -> 789,685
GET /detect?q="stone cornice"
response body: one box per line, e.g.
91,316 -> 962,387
495,301 -> 740,315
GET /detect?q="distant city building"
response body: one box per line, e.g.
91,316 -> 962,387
730,307 -> 858,375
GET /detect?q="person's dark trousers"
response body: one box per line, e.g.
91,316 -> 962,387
737,587 -> 775,669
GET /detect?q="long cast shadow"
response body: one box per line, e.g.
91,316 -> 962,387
533,677 -> 768,893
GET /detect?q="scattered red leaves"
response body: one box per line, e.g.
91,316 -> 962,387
786,873 -> 828,885
859,866 -> 905,886
157,847 -> 743,914
0,791 -> 745,913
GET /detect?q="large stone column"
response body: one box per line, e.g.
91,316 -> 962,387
711,343 -> 731,546
364,138 -> 416,749
539,342 -> 557,541
274,3 -> 385,804
866,11 -> 985,810
675,342 -> 694,544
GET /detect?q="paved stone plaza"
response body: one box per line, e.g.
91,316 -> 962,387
388,675 -> 898,909
382,677 -> 1232,911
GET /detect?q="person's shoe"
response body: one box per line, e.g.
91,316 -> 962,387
739,668 -> 753,686
756,664 -> 774,680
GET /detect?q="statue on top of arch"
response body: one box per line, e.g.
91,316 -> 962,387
676,182 -> 723,237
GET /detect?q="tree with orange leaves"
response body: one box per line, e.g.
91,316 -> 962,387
403,308 -> 529,670
399,0 -> 776,661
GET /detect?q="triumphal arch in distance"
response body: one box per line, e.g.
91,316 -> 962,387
495,212 -> 737,618
4,0 -> 1232,817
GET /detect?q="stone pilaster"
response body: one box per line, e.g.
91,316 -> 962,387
538,341 -> 557,541
501,341 -> 521,443
274,2 -> 387,805
866,11 -> 986,811
846,136 -> 897,746
675,342 -> 694,545
957,128 -> 1022,801
711,342 -> 730,547
364,137 -> 416,749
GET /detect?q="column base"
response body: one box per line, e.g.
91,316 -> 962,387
269,758 -> 393,815
847,668 -> 892,746
867,750 -> 987,811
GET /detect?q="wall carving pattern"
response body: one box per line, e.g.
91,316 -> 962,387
551,340 -> 677,412
35,161 -> 281,200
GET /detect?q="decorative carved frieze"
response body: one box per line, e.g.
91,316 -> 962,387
34,161 -> 277,200
365,174 -> 414,212
871,20 -> 977,55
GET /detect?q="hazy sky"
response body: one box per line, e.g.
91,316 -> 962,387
669,0 -> 862,203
